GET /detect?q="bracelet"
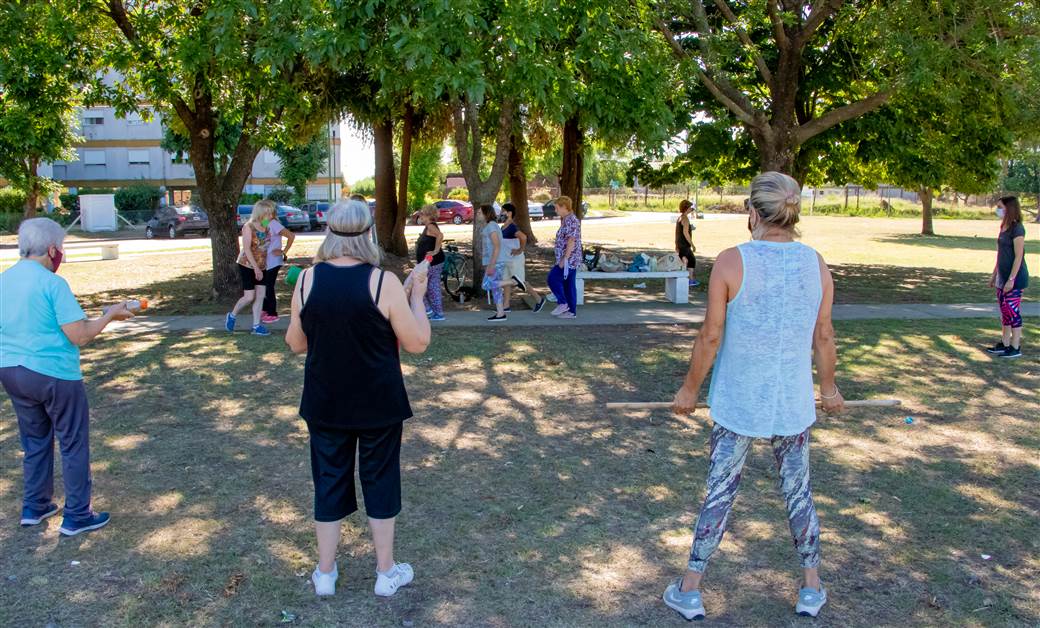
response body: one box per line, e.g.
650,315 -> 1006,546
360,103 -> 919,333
820,386 -> 840,400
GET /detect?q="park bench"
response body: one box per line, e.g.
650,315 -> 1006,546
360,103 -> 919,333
575,270 -> 690,305
65,243 -> 120,261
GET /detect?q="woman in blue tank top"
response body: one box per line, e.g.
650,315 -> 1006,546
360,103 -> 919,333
285,200 -> 432,599
662,172 -> 845,621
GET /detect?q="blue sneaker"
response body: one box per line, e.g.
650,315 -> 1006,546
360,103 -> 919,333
429,314 -> 446,321
225,313 -> 236,332
59,511 -> 110,537
251,324 -> 270,336
796,585 -> 827,617
426,308 -> 434,317
20,503 -> 60,527
663,577 -> 706,620
689,279 -> 700,287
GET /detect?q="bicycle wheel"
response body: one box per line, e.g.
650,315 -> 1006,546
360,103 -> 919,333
443,257 -> 472,298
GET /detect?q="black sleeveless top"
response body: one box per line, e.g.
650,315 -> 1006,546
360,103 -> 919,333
675,218 -> 692,252
299,263 -> 412,429
415,227 -> 445,265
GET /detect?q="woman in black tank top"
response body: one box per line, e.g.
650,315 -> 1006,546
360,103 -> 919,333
286,199 -> 431,598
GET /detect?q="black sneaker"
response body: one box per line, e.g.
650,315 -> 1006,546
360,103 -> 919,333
985,342 -> 1008,354
487,314 -> 507,322
533,297 -> 546,313
999,346 -> 1022,359
513,276 -> 527,292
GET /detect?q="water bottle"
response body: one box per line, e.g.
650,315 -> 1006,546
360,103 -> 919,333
404,255 -> 432,295
104,299 -> 148,315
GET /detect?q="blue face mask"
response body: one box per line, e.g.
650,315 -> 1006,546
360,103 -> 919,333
995,206 -> 1005,219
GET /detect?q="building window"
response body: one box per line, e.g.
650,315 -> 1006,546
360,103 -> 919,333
83,150 -> 106,166
126,113 -> 145,126
83,116 -> 105,126
128,150 -> 150,165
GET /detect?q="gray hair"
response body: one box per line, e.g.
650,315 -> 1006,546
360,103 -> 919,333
315,199 -> 382,265
749,171 -> 802,238
18,217 -> 66,257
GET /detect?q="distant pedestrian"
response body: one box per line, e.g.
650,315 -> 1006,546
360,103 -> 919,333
0,218 -> 135,536
675,199 -> 699,286
416,205 -> 446,321
500,203 -> 539,310
286,199 -> 431,599
226,199 -> 274,336
480,204 -> 509,322
986,196 -> 1029,358
261,212 -> 296,324
546,196 -> 582,319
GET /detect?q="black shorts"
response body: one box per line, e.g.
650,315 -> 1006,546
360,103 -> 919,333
239,263 -> 261,290
307,421 -> 403,521
677,247 -> 696,269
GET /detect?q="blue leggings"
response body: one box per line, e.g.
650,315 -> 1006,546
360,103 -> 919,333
547,265 -> 577,314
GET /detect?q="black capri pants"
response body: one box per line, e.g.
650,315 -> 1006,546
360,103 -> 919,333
307,421 -> 403,522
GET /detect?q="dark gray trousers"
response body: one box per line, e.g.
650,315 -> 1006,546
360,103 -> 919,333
1,366 -> 92,519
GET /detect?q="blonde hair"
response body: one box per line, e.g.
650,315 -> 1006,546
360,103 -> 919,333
555,195 -> 573,213
249,199 -> 277,227
749,171 -> 802,238
316,199 -> 381,265
420,204 -> 438,220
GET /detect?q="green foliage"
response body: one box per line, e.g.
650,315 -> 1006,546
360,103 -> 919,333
0,0 -> 100,213
584,151 -> 629,188
58,192 -> 78,212
351,177 -> 376,197
447,187 -> 470,201
0,212 -> 22,234
407,144 -> 443,210
265,188 -> 294,205
114,184 -> 163,213
1003,144 -> 1040,198
0,188 -> 27,213
239,193 -> 264,205
274,129 -> 330,206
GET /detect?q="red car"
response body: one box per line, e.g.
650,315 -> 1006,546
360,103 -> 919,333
411,200 -> 474,225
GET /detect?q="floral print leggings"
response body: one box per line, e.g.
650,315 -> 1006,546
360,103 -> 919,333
688,423 -> 821,572
424,263 -> 444,317
997,288 -> 1023,328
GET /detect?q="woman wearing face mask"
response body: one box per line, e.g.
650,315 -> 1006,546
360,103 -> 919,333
985,196 -> 1029,358
664,172 -> 844,621
226,199 -> 273,336
0,218 -> 134,536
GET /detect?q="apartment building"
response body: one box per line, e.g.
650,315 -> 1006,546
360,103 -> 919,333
51,106 -> 342,204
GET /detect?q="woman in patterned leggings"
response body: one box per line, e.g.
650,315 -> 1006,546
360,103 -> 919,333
986,196 -> 1028,359
664,172 -> 845,621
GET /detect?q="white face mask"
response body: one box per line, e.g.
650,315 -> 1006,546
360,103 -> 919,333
996,206 -> 1006,219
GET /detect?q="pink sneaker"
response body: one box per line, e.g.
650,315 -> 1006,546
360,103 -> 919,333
261,314 -> 280,324
557,311 -> 577,319
551,304 -> 569,316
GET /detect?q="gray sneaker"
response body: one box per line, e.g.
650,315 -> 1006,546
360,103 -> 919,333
663,577 -> 706,621
795,585 -> 827,617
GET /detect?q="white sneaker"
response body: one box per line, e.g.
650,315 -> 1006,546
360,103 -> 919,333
550,304 -> 569,316
312,564 -> 338,596
374,562 -> 414,597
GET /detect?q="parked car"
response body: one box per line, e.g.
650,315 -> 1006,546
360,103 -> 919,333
527,201 -> 544,221
542,199 -> 589,219
300,201 -> 329,230
409,199 -> 474,225
277,205 -> 311,231
145,205 -> 209,239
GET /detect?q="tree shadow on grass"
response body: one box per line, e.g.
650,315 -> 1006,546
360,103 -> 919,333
876,233 -> 1040,255
0,321 -> 1036,626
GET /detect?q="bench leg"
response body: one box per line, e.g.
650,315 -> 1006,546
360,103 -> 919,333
666,277 -> 689,304
575,276 -> 585,305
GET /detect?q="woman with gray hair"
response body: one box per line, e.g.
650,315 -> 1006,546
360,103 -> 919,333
663,172 -> 845,620
0,218 -> 134,536
285,199 -> 431,599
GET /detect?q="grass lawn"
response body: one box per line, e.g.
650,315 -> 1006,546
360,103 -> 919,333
21,215 -> 1036,316
1,318 -> 1037,626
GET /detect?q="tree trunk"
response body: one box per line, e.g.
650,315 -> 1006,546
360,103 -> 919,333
397,104 -> 414,216
373,116 -> 404,256
22,157 -> 39,218
920,186 -> 935,235
560,114 -> 584,217
507,127 -> 535,243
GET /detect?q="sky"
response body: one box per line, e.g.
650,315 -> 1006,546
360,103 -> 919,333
340,122 -> 374,184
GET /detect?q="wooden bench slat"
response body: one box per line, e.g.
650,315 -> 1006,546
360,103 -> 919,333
577,271 -> 687,279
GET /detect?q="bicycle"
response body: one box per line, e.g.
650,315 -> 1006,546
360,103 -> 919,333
441,241 -> 473,300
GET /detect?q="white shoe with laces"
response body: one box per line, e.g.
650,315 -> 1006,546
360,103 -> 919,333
374,562 -> 414,597
312,564 -> 338,596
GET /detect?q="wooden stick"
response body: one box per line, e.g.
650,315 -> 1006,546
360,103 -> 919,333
605,399 -> 902,410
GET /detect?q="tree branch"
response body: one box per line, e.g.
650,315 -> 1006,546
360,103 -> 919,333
767,0 -> 789,48
652,13 -> 761,128
795,90 -> 891,144
712,0 -> 773,86
796,0 -> 845,48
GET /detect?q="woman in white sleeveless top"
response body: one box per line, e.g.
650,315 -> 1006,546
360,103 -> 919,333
663,172 -> 845,621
